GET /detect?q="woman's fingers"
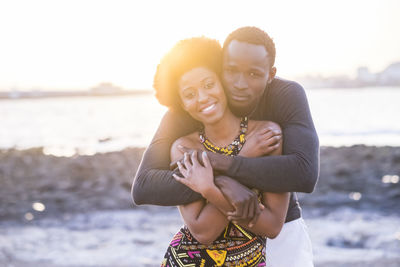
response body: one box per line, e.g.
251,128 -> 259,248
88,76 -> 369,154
177,161 -> 187,177
190,151 -> 199,166
183,152 -> 192,168
173,173 -> 188,186
202,151 -> 210,169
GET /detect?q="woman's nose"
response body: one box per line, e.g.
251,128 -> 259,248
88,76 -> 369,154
198,89 -> 209,102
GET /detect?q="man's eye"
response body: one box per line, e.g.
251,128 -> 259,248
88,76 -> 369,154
249,72 -> 258,77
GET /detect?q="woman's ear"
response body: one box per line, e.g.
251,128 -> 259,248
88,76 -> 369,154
268,66 -> 277,84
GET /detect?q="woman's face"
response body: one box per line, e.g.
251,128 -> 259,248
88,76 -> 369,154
178,67 -> 227,125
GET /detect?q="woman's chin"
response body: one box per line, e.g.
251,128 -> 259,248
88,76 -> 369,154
195,113 -> 223,126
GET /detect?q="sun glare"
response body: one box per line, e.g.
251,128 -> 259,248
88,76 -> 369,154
0,0 -> 399,90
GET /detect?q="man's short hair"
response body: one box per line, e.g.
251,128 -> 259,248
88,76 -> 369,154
154,37 -> 222,110
223,26 -> 276,67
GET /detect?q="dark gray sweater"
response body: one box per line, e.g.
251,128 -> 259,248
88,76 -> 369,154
132,77 -> 320,222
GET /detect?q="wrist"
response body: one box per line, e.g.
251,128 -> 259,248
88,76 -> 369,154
208,152 -> 233,173
201,184 -> 219,200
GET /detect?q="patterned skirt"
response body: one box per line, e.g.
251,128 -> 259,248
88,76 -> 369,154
161,222 -> 266,267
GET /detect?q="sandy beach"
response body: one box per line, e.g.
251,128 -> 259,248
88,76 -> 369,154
1,146 -> 399,266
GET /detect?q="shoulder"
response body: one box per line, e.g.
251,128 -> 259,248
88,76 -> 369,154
172,132 -> 199,148
268,77 -> 306,98
264,77 -> 307,108
170,132 -> 202,161
269,76 -> 305,91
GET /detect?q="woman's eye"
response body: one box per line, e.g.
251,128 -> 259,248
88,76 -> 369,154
205,82 -> 214,89
183,90 -> 196,99
184,91 -> 195,99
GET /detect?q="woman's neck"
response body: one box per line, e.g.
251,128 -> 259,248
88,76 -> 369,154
203,110 -> 241,147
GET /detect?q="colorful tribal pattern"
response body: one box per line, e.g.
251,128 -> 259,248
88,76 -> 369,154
161,223 -> 266,267
162,117 -> 266,266
199,117 -> 248,156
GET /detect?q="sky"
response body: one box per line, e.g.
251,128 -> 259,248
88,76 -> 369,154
0,0 -> 399,90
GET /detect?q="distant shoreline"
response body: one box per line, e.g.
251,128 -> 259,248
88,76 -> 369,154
1,84 -> 399,100
0,89 -> 152,100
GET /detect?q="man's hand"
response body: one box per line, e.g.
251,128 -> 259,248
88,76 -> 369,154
215,176 -> 264,227
240,125 -> 282,158
170,145 -> 233,173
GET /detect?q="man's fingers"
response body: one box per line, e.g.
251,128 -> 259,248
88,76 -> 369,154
231,201 -> 248,223
248,201 -> 262,227
262,134 -> 281,146
239,201 -> 249,222
246,198 -> 255,226
227,201 -> 243,221
262,142 -> 281,154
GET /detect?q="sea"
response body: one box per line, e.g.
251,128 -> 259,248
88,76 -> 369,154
1,87 -> 399,156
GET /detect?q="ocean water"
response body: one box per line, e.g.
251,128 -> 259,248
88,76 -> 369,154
1,87 -> 399,156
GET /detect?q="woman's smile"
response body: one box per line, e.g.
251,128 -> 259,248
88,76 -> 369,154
178,67 -> 227,125
199,102 -> 217,114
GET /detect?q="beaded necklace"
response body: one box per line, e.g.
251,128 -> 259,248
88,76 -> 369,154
199,117 -> 248,156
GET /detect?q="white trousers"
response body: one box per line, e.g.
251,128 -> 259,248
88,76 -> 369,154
265,218 -> 314,267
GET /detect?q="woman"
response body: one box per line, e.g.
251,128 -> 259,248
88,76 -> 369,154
154,37 -> 289,266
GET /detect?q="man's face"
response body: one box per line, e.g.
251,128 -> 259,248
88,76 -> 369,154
222,40 -> 275,116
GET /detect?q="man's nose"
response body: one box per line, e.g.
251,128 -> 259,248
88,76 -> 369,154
234,74 -> 248,90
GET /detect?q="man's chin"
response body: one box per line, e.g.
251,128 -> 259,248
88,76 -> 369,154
229,101 -> 255,117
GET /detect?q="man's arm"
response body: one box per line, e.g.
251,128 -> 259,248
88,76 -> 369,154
219,81 -> 319,193
131,110 -> 203,206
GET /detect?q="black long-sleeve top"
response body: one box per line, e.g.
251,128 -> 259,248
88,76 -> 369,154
132,77 -> 320,222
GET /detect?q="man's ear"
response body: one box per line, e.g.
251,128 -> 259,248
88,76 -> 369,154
268,66 -> 277,84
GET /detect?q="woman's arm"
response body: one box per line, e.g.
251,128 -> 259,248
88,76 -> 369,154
171,139 -> 231,244
237,192 -> 289,238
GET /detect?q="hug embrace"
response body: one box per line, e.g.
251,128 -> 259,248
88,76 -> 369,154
133,26 -> 319,267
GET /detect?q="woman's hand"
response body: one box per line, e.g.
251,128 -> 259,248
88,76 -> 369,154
173,151 -> 215,196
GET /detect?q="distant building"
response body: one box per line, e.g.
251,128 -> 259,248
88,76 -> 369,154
357,67 -> 377,85
378,62 -> 400,85
90,82 -> 123,95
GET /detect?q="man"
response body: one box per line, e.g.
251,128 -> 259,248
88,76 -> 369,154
133,26 -> 319,266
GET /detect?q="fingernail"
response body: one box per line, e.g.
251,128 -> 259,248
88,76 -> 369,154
202,151 -> 207,157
